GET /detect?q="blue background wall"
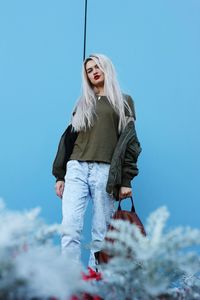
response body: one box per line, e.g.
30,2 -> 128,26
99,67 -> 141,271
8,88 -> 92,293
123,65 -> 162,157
0,0 -> 200,265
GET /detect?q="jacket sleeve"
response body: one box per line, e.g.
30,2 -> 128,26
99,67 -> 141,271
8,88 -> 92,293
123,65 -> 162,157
121,96 -> 142,187
124,94 -> 136,120
52,124 -> 78,182
121,123 -> 142,187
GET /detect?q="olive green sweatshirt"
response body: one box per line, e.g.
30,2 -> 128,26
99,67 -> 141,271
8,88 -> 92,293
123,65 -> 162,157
70,96 -> 119,163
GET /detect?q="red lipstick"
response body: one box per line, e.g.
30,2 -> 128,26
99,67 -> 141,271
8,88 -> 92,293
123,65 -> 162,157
94,75 -> 100,80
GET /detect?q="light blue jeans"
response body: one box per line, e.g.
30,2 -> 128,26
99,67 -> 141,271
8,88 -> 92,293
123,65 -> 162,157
61,160 -> 115,269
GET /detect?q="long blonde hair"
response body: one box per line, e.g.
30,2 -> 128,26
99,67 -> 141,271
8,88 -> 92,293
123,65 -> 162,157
71,53 -> 131,133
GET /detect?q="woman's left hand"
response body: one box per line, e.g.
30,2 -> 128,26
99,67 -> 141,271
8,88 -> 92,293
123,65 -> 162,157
119,186 -> 132,199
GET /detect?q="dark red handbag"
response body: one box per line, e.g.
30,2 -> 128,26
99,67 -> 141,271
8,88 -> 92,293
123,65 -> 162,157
95,196 -> 146,264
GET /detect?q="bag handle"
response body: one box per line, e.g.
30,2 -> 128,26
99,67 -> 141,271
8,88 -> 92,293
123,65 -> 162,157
117,196 -> 136,213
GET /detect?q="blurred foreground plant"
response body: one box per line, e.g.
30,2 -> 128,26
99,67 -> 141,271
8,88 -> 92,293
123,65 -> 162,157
0,198 -> 93,300
97,206 -> 200,300
1,198 -> 200,300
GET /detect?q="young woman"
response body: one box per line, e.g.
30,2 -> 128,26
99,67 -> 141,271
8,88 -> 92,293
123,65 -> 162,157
53,54 -> 142,269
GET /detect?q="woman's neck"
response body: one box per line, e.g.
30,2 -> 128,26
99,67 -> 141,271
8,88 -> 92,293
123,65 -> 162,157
94,86 -> 104,96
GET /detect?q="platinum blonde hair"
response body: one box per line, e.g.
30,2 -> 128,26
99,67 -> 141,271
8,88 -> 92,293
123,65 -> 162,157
71,53 -> 131,133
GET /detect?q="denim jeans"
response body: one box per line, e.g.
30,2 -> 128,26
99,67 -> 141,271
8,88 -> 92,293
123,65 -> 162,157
61,160 -> 115,268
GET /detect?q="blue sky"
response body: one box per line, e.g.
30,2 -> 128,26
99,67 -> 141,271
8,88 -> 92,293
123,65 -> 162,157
0,0 -> 200,264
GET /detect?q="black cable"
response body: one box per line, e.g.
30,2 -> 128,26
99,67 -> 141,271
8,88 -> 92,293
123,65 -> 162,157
83,0 -> 88,61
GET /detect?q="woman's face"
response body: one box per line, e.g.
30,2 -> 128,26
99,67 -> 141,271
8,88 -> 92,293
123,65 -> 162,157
85,59 -> 105,88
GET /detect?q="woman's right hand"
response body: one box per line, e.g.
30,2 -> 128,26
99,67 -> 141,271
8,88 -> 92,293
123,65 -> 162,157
55,180 -> 65,199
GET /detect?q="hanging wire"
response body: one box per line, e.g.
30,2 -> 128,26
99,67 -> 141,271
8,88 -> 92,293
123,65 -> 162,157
83,0 -> 88,61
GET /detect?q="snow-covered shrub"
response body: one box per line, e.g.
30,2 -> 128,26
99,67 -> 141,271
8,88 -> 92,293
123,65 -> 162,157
97,206 -> 200,300
0,198 -> 91,300
1,198 -> 200,300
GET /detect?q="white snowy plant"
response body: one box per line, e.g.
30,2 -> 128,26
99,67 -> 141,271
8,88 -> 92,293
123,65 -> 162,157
0,198 -> 93,300
97,206 -> 200,300
1,198 -> 200,300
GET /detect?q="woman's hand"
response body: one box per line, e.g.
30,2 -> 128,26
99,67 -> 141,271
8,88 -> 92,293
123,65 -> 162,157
55,180 -> 65,199
119,186 -> 132,199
